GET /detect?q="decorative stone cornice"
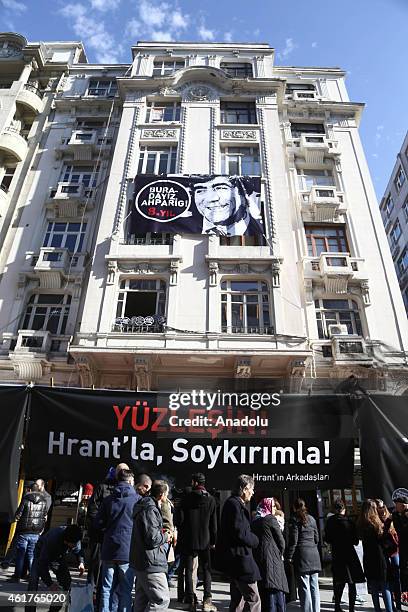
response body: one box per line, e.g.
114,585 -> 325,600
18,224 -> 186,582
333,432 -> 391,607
220,129 -> 257,141
141,128 -> 178,139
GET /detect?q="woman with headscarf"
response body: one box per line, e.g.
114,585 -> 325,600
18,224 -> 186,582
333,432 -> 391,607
252,497 -> 288,612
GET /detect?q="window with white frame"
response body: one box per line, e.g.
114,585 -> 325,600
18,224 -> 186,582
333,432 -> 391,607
137,147 -> 177,174
87,79 -> 117,97
221,280 -> 273,334
152,59 -> 185,76
220,62 -> 253,78
315,298 -> 362,339
285,83 -> 316,95
0,166 -> 16,192
60,164 -> 99,187
397,248 -> 408,275
75,119 -> 106,130
22,294 -> 71,335
43,222 -> 87,252
220,101 -> 257,125
297,168 -> 334,190
145,101 -> 181,123
116,279 -> 166,319
382,194 -> 394,216
394,166 -> 406,192
221,146 -> 261,175
390,219 -> 402,244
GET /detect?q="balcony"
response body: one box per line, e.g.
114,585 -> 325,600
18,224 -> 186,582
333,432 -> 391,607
16,83 -> 43,115
293,90 -> 318,102
303,252 -> 367,294
113,315 -> 166,333
300,186 -> 346,222
300,133 -> 331,164
47,182 -> 95,217
221,325 -> 275,335
312,338 -> 373,365
0,126 -> 28,162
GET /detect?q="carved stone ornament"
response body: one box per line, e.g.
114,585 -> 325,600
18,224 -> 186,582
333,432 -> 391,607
118,262 -> 167,274
142,128 -> 177,139
208,261 -> 219,287
221,129 -> 257,140
158,86 -> 178,96
235,358 -> 252,378
0,43 -> 23,59
186,84 -> 213,101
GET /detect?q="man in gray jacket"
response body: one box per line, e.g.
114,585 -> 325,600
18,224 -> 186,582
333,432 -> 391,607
130,480 -> 171,611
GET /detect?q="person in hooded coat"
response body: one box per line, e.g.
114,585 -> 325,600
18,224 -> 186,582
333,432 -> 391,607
95,469 -> 139,612
325,499 -> 365,612
252,498 -> 288,612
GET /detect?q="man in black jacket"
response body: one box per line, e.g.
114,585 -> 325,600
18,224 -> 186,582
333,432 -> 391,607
10,483 -> 48,583
216,474 -> 261,612
130,480 -> 171,611
179,473 -> 217,612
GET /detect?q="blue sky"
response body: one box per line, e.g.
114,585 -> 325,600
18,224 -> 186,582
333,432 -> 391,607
1,0 -> 407,200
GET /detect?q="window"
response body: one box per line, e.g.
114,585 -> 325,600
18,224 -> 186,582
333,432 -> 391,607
382,194 -> 394,215
137,147 -> 177,174
286,83 -> 316,95
126,232 -> 173,245
398,248 -> 408,275
394,166 -> 406,192
305,225 -> 348,256
0,166 -> 16,192
145,101 -> 181,123
87,79 -> 117,97
116,279 -> 166,319
76,119 -> 106,130
315,299 -> 362,339
152,59 -> 185,76
290,123 -> 325,138
221,280 -> 273,334
43,222 -> 86,252
403,197 -> 408,221
22,294 -> 71,335
221,147 -> 261,175
220,102 -> 257,125
390,219 -> 402,244
220,62 -> 253,78
60,164 -> 99,187
220,235 -> 265,246
297,169 -> 334,190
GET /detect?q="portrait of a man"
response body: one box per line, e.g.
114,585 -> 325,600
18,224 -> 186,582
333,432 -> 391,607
191,175 -> 263,236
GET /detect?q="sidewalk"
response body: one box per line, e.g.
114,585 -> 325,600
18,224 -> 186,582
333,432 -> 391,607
0,567 -> 383,611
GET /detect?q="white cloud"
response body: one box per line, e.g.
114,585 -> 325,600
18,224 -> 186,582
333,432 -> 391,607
90,0 -> 120,10
277,37 -> 298,60
311,41 -> 318,48
60,2 -> 122,63
150,30 -> 173,41
375,125 -> 384,145
372,153 -> 379,158
138,0 -> 168,28
126,18 -> 142,39
198,24 -> 215,41
171,10 -> 188,30
224,31 -> 233,43
1,0 -> 26,12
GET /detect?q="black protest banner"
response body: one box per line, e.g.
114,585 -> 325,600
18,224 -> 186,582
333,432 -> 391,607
359,394 -> 408,504
0,386 -> 28,521
25,388 -> 355,489
129,174 -> 264,236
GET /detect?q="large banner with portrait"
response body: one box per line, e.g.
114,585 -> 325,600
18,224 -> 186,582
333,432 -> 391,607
24,388 -> 355,489
129,175 -> 264,236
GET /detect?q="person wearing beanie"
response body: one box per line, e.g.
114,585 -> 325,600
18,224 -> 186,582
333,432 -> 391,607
325,499 -> 365,612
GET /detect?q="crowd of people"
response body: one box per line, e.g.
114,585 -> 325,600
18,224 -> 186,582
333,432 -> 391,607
1,469 -> 408,612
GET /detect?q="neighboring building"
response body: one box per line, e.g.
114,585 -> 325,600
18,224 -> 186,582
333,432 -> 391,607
379,131 -> 408,316
0,34 -> 407,395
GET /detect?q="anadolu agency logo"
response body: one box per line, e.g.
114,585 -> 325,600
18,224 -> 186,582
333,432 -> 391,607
135,179 -> 191,222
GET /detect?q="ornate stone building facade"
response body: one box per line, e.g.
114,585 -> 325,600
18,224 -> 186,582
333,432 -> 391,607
0,36 -> 407,394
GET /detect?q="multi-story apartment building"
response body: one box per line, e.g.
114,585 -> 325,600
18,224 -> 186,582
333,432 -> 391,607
380,131 -> 408,316
0,34 -> 407,395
